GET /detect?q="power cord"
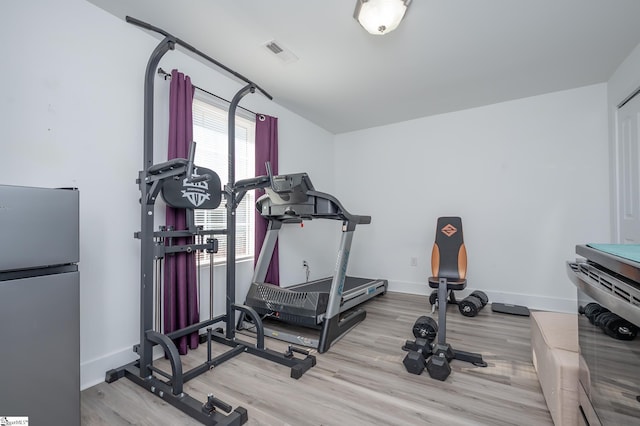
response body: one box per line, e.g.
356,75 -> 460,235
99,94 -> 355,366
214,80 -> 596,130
302,260 -> 310,282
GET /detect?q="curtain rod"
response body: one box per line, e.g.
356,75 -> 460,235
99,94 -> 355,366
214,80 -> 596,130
126,16 -> 272,101
157,68 -> 257,116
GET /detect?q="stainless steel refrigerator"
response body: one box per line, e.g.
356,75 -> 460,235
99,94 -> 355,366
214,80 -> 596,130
0,185 -> 80,425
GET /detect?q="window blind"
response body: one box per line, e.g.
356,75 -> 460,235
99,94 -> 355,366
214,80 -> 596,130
192,93 -> 255,263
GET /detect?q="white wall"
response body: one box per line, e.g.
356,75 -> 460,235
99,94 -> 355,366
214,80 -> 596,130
334,84 -> 610,312
607,43 -> 640,242
1,0 -> 334,390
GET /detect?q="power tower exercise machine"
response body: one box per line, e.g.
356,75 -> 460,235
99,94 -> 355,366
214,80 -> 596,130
237,173 -> 388,353
105,17 -> 315,426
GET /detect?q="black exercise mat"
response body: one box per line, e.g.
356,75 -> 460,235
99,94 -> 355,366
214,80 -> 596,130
491,302 -> 530,317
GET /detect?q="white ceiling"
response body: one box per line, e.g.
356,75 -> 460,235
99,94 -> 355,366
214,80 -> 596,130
87,0 -> 640,134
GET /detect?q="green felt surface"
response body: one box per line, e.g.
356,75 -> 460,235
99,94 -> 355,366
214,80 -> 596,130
587,243 -> 640,263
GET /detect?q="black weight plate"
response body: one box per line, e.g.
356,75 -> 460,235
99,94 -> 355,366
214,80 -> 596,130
429,290 -> 438,306
585,303 -> 608,325
602,315 -> 637,340
603,312 -> 620,328
412,316 -> 438,342
595,312 -> 616,329
581,302 -> 602,317
613,320 -> 638,340
458,295 -> 482,317
470,291 -> 488,307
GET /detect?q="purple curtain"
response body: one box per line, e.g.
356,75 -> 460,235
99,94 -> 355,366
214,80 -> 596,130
255,114 -> 280,285
164,69 -> 199,354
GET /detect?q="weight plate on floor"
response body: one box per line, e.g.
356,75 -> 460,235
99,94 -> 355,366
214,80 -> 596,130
584,303 -> 607,325
429,290 -> 438,306
470,291 -> 488,307
595,311 -> 616,329
458,295 -> 482,317
412,316 -> 438,342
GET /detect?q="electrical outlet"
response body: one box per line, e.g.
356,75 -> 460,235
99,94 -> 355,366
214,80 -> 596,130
410,257 -> 418,267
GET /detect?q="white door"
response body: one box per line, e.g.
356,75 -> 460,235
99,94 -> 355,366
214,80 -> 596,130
617,90 -> 640,243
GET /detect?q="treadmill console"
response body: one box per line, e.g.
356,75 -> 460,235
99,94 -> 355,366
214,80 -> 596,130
258,172 -> 316,220
257,171 -> 367,225
269,173 -> 314,203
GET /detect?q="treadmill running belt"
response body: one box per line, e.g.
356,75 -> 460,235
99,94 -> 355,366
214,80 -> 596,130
287,276 -> 376,294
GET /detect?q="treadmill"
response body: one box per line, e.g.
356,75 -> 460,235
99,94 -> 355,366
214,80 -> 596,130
238,171 -> 387,353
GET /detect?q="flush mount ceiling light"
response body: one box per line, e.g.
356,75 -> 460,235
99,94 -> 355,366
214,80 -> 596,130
354,0 -> 412,35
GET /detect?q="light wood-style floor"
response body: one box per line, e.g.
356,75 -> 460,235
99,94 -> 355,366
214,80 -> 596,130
81,292 -> 553,425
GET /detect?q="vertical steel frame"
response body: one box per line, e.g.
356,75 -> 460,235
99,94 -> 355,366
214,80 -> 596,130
139,36 -> 174,379
104,17 -> 315,426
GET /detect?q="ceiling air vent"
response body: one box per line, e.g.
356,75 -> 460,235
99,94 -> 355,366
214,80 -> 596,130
263,40 -> 299,64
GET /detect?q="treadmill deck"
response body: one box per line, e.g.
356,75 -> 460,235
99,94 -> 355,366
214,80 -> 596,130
287,276 -> 380,294
243,276 -> 387,326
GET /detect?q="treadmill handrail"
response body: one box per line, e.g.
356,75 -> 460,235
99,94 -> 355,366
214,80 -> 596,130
308,190 -> 370,225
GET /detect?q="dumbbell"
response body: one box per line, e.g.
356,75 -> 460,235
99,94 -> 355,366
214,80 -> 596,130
470,290 -> 488,307
580,303 -> 609,325
426,344 -> 454,381
594,311 -> 616,329
429,290 -> 458,306
403,316 -> 439,374
458,290 -> 489,317
600,313 -> 638,341
402,338 -> 432,375
412,316 -> 438,342
579,304 -> 638,340
426,354 -> 451,381
458,294 -> 483,317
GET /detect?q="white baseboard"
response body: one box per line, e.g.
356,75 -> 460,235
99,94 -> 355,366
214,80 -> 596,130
387,280 -> 577,314
81,347 -> 137,390
81,345 -> 166,390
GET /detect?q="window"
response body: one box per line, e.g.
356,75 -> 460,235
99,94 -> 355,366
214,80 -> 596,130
192,92 -> 255,264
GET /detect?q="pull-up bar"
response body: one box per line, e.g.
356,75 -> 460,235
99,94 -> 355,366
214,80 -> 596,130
126,16 -> 272,101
